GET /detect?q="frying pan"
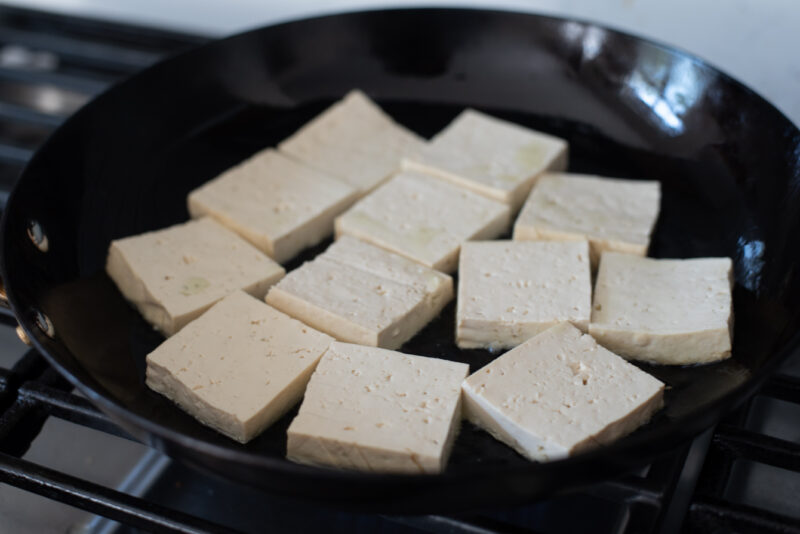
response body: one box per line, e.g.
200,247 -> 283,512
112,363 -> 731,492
2,8 -> 799,513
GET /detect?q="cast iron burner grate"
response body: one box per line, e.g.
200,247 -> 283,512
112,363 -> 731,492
0,6 -> 798,533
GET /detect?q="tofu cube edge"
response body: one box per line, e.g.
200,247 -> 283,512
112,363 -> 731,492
456,240 -> 592,350
334,171 -> 511,273
589,252 -> 734,364
462,322 -> 665,461
403,108 -> 568,211
187,149 -> 359,264
106,218 -> 285,336
513,173 -> 661,266
266,236 -> 453,350
145,291 -> 333,443
278,90 -> 425,195
287,341 -> 469,473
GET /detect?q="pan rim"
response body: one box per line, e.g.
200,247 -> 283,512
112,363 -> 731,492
2,5 -> 799,494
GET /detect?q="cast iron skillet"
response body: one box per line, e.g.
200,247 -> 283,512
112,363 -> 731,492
2,8 -> 799,512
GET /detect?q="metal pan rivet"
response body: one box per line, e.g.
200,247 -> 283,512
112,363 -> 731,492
34,310 -> 54,338
27,220 -> 49,252
15,326 -> 31,346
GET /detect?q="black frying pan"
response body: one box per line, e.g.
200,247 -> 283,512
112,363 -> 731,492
2,8 -> 799,513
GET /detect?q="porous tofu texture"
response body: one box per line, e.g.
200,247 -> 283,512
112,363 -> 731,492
462,322 -> 664,461
188,149 -> 358,264
266,236 -> 453,350
403,109 -> 568,211
513,173 -> 661,266
287,342 -> 469,473
106,218 -> 285,336
146,291 -> 333,443
456,240 -> 592,350
278,90 -> 425,195
589,253 -> 734,365
334,171 -> 510,273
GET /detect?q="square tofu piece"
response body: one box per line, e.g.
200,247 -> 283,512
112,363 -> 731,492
462,322 -> 664,461
514,173 -> 661,266
278,90 -> 425,195
403,109 -> 568,211
456,241 -> 592,350
187,149 -> 358,264
287,342 -> 469,473
106,218 -> 285,336
589,253 -> 734,364
266,236 -> 453,350
146,291 -> 333,443
335,171 -> 510,273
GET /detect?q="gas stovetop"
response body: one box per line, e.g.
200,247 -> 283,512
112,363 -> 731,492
0,6 -> 798,534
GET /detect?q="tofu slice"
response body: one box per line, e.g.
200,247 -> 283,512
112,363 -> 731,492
278,90 -> 425,195
403,109 -> 568,211
287,342 -> 469,473
106,218 -> 285,336
462,322 -> 665,461
589,252 -> 734,364
266,236 -> 453,350
513,173 -> 661,266
334,171 -> 510,273
456,240 -> 592,350
187,149 -> 358,264
146,291 -> 333,443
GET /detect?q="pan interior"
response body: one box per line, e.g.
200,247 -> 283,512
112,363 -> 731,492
3,8 -> 799,499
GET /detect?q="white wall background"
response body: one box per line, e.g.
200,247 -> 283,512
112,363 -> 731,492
5,0 -> 800,126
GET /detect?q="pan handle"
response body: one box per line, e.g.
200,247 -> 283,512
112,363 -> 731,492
0,275 -> 33,346
0,218 -> 49,345
0,277 -> 12,312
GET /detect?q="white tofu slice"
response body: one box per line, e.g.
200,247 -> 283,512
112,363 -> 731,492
513,173 -> 661,266
278,90 -> 425,195
146,291 -> 333,443
334,171 -> 510,273
403,109 -> 568,211
456,240 -> 592,350
462,322 -> 664,461
589,252 -> 734,364
106,218 -> 285,336
187,149 -> 358,264
287,342 -> 468,473
266,236 -> 453,350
